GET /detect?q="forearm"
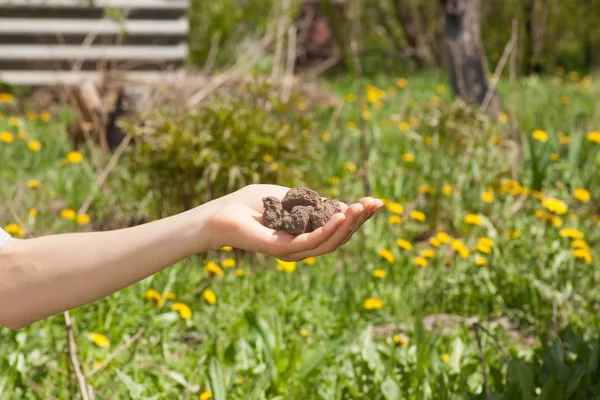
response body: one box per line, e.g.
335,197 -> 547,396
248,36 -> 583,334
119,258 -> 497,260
0,201 -> 218,329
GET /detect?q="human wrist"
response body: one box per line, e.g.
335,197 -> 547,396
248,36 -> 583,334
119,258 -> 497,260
184,197 -> 225,254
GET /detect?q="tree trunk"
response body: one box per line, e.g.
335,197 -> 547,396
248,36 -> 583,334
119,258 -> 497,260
441,0 -> 502,116
392,0 -> 435,67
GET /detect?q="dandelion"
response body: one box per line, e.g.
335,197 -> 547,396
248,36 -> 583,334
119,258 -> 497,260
476,237 -> 493,254
574,188 -> 590,203
88,333 -> 110,348
328,176 -> 340,185
18,131 -> 28,140
430,96 -> 441,105
435,84 -> 445,94
372,269 -> 386,279
410,117 -> 421,127
436,232 -> 451,243
574,248 -> 592,264
559,228 -> 583,239
559,135 -> 571,144
302,257 -> 316,265
419,184 -> 433,194
532,130 -> 548,143
410,210 -> 426,222
424,136 -> 433,145
270,162 -> 278,171
413,257 -> 428,267
430,237 -> 441,247
442,184 -> 453,196
40,112 -> 51,122
76,214 -> 90,225
388,215 -> 402,225
146,289 -> 164,307
464,214 -> 482,226
542,197 -> 568,215
361,109 -> 372,121
397,78 -> 408,88
386,202 -> 404,214
587,132 -> 600,143
475,257 -> 487,266
322,131 -> 331,142
277,259 -> 297,273
171,302 -> 192,320
343,161 -> 357,174
262,154 -> 274,163
399,121 -> 410,132
203,289 -> 217,304
550,153 -> 560,162
27,140 -> 41,152
26,111 -> 37,121
379,249 -> 395,263
365,85 -> 386,104
60,209 -> 76,220
402,153 -> 415,163
205,261 -> 224,278
300,329 -> 310,338
0,93 -> 14,103
442,354 -> 450,362
451,239 -> 469,259
560,96 -> 569,105
29,208 -> 37,218
345,93 -> 355,102
4,224 -> 24,237
200,391 -> 213,400
220,246 -> 233,252
222,258 -> 237,268
571,240 -> 589,250
421,249 -> 435,259
235,269 -> 245,277
363,297 -> 383,310
396,239 -> 412,251
27,179 -> 40,189
66,151 -> 83,164
569,71 -> 580,81
497,112 -> 509,123
393,335 -> 408,345
164,292 -> 176,300
0,131 -> 14,143
481,190 -> 494,203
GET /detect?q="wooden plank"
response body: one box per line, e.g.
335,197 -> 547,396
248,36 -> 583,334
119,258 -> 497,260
0,0 -> 189,9
0,44 -> 187,61
0,69 -> 187,85
0,18 -> 188,36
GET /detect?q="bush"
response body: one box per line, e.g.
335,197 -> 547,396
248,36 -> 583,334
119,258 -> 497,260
124,79 -> 321,218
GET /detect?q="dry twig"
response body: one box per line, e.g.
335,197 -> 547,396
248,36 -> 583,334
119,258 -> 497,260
63,311 -> 92,400
473,323 -> 492,400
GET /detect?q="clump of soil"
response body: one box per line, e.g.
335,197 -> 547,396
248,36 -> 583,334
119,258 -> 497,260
262,187 -> 341,235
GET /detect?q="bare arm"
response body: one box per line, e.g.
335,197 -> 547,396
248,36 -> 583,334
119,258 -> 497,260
0,184 -> 382,329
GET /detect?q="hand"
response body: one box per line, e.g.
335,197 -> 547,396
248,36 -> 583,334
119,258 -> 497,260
205,184 -> 383,261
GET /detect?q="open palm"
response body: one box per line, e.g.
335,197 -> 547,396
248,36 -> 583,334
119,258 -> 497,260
208,184 -> 383,261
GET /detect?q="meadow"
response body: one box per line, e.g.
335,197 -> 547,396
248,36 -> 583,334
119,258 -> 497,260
1,68 -> 600,399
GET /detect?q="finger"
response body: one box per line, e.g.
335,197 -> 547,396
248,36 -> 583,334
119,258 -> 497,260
340,197 -> 384,246
283,203 -> 364,260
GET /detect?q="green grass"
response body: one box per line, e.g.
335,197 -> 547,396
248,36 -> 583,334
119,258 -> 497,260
1,70 -> 600,399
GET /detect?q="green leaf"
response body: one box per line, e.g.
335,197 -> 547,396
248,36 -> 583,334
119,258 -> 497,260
449,336 -> 464,374
208,357 -> 227,400
115,369 -> 146,399
245,311 -> 275,363
507,358 -> 535,400
361,326 -> 385,373
381,376 -> 401,400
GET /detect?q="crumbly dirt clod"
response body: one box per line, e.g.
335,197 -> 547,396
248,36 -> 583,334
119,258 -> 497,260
262,187 -> 342,235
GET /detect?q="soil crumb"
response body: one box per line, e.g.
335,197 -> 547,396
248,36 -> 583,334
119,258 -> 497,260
262,187 -> 341,235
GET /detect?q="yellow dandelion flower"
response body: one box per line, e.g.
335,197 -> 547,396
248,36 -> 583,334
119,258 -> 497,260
164,292 -> 176,300
571,239 -> 589,250
0,93 -> 14,103
345,93 -> 356,102
372,268 -> 386,278
532,129 -> 548,143
435,84 -> 445,94
413,256 -> 428,267
41,112 -> 51,122
475,256 -> 487,266
66,151 -> 83,164
587,132 -> 600,143
437,232 -> 451,243
365,85 -> 386,104
4,223 -> 24,237
410,210 -> 426,222
397,78 -> 408,88
442,184 -> 453,196
396,239 -> 412,251
171,302 -> 192,320
361,109 -> 372,121
497,112 -> 508,123
573,248 -> 592,264
27,140 -> 41,152
560,96 -> 569,105
203,289 -> 217,304
76,214 -> 90,225
328,176 -> 340,185
322,131 -> 331,142
424,136 -> 433,145
399,121 -> 410,132
220,246 -> 233,252
430,96 -> 441,105
0,131 -> 14,143
550,153 -> 560,162
26,111 -> 36,121
29,208 -> 37,217
559,228 -> 583,239
388,215 -> 402,225
235,269 -> 245,277
303,257 -> 317,265
88,332 -> 110,348
574,188 -> 590,203
379,249 -> 395,263
27,179 -> 40,189
277,259 -> 297,273
300,328 -> 310,338
542,197 -> 568,215
262,154 -> 274,163
481,190 -> 494,203
343,161 -> 357,173
492,135 -> 501,144
146,289 -> 164,307
222,258 -> 237,268
60,209 -> 76,220
464,214 -> 482,226
199,391 -> 213,400
8,117 -> 19,127
363,297 -> 383,310
402,153 -> 415,162
393,335 -> 408,345
442,354 -> 450,362
419,184 -> 434,194
270,162 -> 279,171
551,216 -> 563,227
451,239 -> 469,259
569,71 -> 579,81
559,135 -> 571,144
510,230 -> 521,239
347,121 -> 357,131
386,202 -> 404,215
430,237 -> 442,247
205,261 -> 224,277
421,249 -> 435,259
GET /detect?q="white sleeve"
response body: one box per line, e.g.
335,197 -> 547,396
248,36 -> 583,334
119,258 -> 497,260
0,228 -> 11,250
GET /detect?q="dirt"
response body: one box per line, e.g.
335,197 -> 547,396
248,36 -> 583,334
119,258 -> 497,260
262,187 -> 342,235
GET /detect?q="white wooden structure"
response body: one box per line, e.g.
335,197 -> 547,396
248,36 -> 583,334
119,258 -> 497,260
0,0 -> 190,86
